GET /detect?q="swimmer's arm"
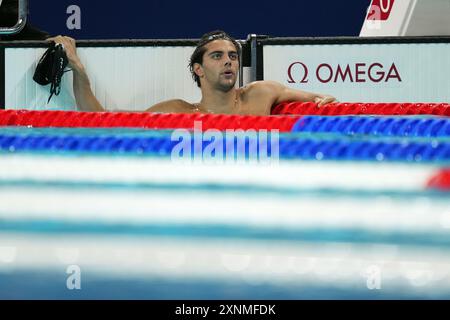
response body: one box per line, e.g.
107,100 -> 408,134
47,36 -> 105,112
72,65 -> 106,112
257,80 -> 337,107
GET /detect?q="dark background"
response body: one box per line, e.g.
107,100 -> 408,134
26,0 -> 372,39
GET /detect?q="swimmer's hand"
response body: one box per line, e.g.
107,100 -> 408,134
46,36 -> 84,73
46,36 -> 105,112
314,94 -> 338,107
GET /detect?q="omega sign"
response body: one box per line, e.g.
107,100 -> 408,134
287,62 -> 402,84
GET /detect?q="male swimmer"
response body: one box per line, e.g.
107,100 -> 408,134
47,30 -> 337,115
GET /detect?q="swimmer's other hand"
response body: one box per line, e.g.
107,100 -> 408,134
314,94 -> 338,107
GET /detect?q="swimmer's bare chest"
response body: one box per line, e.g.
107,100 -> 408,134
147,101 -> 272,115
146,94 -> 273,115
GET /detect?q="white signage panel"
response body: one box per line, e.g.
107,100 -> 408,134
264,43 -> 450,103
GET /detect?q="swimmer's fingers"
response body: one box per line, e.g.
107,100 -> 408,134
47,36 -> 83,71
46,35 -> 76,50
317,95 -> 337,107
45,35 -> 58,43
47,35 -> 68,45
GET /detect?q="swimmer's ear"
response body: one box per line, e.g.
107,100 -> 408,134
193,63 -> 204,78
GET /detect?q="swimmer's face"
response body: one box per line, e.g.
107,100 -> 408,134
194,40 -> 239,92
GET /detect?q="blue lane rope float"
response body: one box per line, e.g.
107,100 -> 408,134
291,116 -> 450,137
1,133 -> 449,163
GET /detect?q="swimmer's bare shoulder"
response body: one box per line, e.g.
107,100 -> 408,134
238,81 -> 281,115
145,99 -> 197,113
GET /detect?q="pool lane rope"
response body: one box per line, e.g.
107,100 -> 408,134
0,106 -> 449,134
293,116 -> 450,137
1,132 -> 449,163
0,110 -> 300,132
272,102 -> 450,116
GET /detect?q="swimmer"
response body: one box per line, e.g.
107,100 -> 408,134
47,30 -> 337,115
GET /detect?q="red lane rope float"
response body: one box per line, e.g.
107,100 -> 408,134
271,102 -> 450,116
0,110 -> 300,132
426,168 -> 450,191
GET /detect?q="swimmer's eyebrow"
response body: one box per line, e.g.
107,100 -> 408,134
208,50 -> 238,56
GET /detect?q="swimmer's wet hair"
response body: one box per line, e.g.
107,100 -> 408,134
189,30 -> 241,88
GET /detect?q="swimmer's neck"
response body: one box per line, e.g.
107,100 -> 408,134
199,87 -> 238,114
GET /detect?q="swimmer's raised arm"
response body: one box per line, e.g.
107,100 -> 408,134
47,36 -> 105,112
